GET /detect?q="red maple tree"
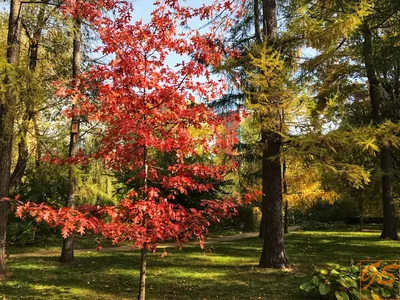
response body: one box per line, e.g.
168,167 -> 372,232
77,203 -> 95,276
16,1 -> 245,299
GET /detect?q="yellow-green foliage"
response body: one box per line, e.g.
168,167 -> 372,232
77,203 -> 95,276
243,42 -> 295,132
292,0 -> 374,51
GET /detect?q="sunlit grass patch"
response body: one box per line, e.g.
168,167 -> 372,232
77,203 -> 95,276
2,230 -> 399,299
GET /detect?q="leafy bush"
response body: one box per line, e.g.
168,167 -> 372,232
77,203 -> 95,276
209,205 -> 261,233
235,205 -> 261,231
293,199 -> 359,224
6,219 -> 57,246
300,263 -> 400,299
301,221 -> 359,231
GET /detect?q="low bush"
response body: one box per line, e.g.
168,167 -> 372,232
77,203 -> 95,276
301,221 -> 359,231
300,262 -> 399,299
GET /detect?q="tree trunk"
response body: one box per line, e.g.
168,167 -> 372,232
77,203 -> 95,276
284,200 -> 289,234
362,23 -> 398,240
262,0 -> 277,40
258,0 -> 289,268
259,213 -> 265,237
380,147 -> 398,239
259,131 -> 289,268
9,133 -> 29,191
60,17 -> 81,263
137,246 -> 147,300
283,161 -> 288,234
0,201 -> 9,276
0,0 -> 22,276
254,0 -> 261,43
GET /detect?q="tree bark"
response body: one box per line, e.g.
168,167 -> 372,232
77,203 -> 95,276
259,131 -> 289,268
259,213 -> 265,237
283,161 -> 288,234
137,246 -> 147,300
284,201 -> 289,234
380,147 -> 398,239
0,0 -> 22,276
362,23 -> 398,240
258,0 -> 289,268
254,0 -> 261,43
60,17 -> 81,263
262,0 -> 277,41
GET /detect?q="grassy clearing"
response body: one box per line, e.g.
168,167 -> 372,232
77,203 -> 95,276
1,230 -> 400,299
6,234 -> 117,255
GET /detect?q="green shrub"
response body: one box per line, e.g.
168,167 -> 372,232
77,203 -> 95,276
6,214 -> 57,246
300,263 -> 400,299
209,205 -> 261,233
235,205 -> 261,232
301,221 -> 359,231
293,199 -> 359,224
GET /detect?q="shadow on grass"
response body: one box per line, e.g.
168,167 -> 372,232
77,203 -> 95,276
2,231 -> 400,299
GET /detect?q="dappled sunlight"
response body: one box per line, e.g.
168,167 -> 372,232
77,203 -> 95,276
2,231 -> 400,299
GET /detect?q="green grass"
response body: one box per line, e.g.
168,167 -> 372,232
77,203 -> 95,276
1,231 -> 400,299
6,234 -> 117,254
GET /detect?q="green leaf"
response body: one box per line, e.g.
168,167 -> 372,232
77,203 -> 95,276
381,288 -> 391,297
338,276 -> 358,289
327,263 -> 340,269
339,277 -> 351,288
312,276 -> 320,286
350,289 -> 361,300
331,269 -> 340,276
335,291 -> 350,300
300,282 -> 315,292
370,290 -> 381,300
320,269 -> 329,275
319,282 -> 330,295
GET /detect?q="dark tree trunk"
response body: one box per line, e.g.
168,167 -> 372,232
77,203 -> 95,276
254,0 -> 261,43
137,247 -> 147,300
258,0 -> 289,268
9,135 -> 29,191
283,161 -> 289,234
259,213 -> 265,237
262,0 -> 277,40
362,23 -> 398,240
380,147 -> 398,239
0,201 -> 9,276
259,131 -> 288,267
34,113 -> 41,168
284,201 -> 289,234
0,0 -> 22,276
60,17 -> 81,263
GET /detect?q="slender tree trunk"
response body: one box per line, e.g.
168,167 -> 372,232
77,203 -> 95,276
0,201 -> 9,276
137,246 -> 147,300
262,0 -> 277,40
258,0 -> 289,268
254,0 -> 261,43
362,23 -> 398,240
358,198 -> 364,231
380,147 -> 398,239
137,143 -> 148,299
9,133 -> 28,191
0,0 -> 22,276
34,113 -> 41,168
284,201 -> 289,234
283,161 -> 288,234
60,17 -> 81,263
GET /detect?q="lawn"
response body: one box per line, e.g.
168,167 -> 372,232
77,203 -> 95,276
1,231 -> 400,299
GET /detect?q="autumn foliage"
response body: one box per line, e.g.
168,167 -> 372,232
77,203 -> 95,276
15,0 -> 246,251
